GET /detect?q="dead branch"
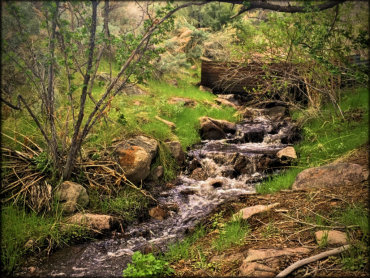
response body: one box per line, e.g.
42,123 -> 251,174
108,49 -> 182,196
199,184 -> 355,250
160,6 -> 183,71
275,245 -> 351,277
280,213 -> 359,229
1,132 -> 39,156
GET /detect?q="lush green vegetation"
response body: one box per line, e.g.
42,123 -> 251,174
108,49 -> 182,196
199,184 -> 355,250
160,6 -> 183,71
1,1 -> 368,276
123,251 -> 174,277
257,87 -> 369,194
88,187 -> 150,224
165,225 -> 207,262
1,205 -> 90,274
336,205 -> 369,236
211,219 -> 250,251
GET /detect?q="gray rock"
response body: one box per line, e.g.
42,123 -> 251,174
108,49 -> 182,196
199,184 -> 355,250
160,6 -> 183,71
292,163 -> 368,190
148,166 -> 164,181
122,84 -> 147,96
165,141 -> 185,165
55,181 -> 89,214
265,106 -> 286,120
199,117 -> 236,140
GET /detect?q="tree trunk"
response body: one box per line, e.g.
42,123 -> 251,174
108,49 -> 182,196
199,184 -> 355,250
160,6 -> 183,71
63,0 -> 98,180
46,1 -> 61,173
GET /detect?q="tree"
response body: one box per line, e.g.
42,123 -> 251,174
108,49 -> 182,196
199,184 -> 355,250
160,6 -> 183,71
1,1 -> 346,181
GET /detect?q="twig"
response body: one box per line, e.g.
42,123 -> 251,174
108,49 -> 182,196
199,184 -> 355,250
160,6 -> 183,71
275,245 -> 351,277
2,128 -> 43,153
280,213 -> 358,229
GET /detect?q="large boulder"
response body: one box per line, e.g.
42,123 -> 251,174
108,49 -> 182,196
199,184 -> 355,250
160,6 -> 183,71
67,213 -> 119,232
55,181 -> 89,214
116,136 -> 158,184
199,117 -> 236,140
165,140 -> 185,165
292,163 -> 368,190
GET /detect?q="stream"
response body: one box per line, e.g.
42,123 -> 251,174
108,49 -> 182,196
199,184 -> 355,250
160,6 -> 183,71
19,101 -> 299,277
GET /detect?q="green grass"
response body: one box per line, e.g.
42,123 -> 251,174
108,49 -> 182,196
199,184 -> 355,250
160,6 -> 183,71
88,187 -> 150,224
82,76 -> 238,151
151,142 -> 178,182
336,205 -> 369,236
256,168 -> 301,194
1,205 -> 90,274
211,219 -> 250,251
164,225 -> 207,262
257,87 -> 369,194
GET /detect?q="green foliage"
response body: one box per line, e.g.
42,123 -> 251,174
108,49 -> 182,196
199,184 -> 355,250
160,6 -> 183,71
261,222 -> 280,239
32,152 -> 52,174
212,219 -> 249,251
165,225 -> 206,262
122,251 -> 174,277
181,3 -> 236,32
88,187 -> 149,223
340,244 -> 368,271
156,142 -> 178,182
1,204 -> 89,274
256,168 -> 301,194
336,205 -> 369,236
257,87 -> 368,194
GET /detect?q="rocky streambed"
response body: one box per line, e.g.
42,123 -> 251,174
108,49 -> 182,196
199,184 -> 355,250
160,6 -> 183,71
19,99 -> 301,277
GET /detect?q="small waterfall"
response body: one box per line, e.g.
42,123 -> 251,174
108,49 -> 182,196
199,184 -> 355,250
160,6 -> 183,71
23,106 -> 298,277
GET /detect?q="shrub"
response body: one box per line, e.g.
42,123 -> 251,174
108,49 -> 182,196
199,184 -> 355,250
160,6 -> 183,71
122,251 -> 174,277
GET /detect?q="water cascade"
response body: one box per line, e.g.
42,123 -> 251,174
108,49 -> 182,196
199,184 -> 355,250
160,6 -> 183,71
22,104 -> 299,277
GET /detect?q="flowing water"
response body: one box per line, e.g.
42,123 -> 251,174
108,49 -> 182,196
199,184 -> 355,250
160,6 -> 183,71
20,105 -> 298,277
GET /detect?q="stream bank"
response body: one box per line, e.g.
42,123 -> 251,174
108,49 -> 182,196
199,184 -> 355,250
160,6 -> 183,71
17,99 -> 300,277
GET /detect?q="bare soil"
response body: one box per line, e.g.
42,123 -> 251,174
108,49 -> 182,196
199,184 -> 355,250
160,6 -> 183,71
172,144 -> 369,277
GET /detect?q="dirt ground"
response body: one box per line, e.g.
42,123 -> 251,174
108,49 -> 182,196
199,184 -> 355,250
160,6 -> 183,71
172,144 -> 369,277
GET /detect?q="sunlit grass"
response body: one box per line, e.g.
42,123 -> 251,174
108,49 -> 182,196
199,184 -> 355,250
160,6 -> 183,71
164,225 -> 207,262
257,87 -> 369,194
1,205 -> 90,274
211,219 -> 250,251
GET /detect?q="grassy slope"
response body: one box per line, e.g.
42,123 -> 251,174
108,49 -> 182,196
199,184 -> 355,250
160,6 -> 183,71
1,64 -> 238,274
257,87 -> 369,194
151,87 -> 368,276
84,74 -> 238,151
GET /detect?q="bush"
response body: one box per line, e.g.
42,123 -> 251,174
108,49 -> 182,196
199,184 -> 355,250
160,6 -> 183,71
122,251 -> 174,277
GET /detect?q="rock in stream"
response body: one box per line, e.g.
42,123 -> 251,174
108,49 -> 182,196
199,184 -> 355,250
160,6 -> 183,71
18,105 -> 299,277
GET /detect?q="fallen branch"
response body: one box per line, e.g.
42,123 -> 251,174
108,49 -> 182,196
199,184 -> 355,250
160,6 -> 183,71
275,244 -> 351,278
280,213 -> 359,229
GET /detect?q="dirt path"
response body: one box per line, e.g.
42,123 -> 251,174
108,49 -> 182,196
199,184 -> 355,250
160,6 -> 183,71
172,144 -> 369,277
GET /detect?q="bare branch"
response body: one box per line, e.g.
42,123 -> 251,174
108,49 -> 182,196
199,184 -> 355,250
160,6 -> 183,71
276,245 -> 351,277
225,0 -> 346,18
63,0 -> 99,179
